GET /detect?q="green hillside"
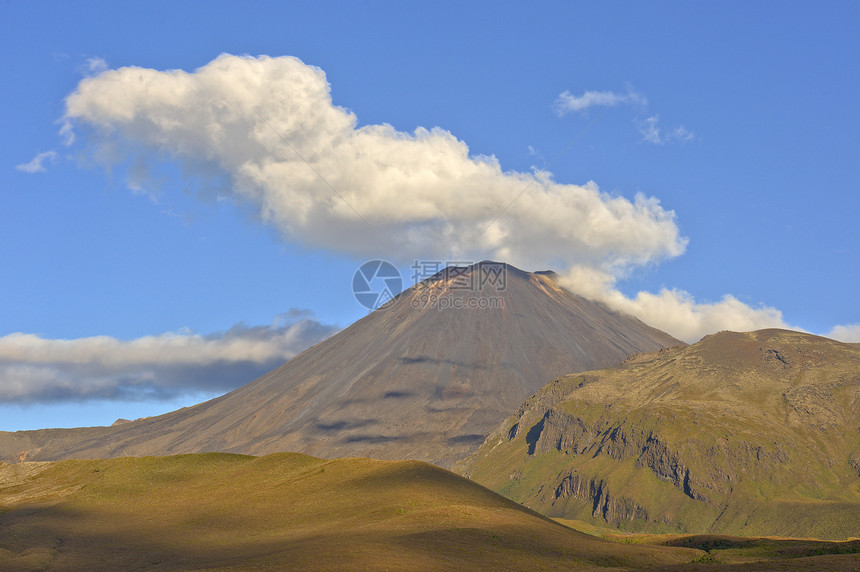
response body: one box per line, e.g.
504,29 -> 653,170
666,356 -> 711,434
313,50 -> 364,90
456,329 -> 860,540
0,452 -> 704,571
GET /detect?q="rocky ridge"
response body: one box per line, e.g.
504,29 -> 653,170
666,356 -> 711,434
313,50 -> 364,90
457,329 -> 860,538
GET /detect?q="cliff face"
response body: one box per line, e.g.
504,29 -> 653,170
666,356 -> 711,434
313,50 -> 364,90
457,329 -> 860,539
553,472 -> 649,525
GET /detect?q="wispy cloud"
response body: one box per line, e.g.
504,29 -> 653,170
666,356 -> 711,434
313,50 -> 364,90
671,125 -> 695,142
554,87 -> 646,116
555,88 -> 695,147
0,311 -> 339,403
85,57 -> 108,76
16,151 -> 58,173
526,144 -> 545,165
638,115 -> 662,144
636,115 -> 695,145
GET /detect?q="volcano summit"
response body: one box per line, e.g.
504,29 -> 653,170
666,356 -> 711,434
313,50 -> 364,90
0,262 -> 679,467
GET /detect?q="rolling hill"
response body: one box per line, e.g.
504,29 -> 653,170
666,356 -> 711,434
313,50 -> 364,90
0,452 -> 707,571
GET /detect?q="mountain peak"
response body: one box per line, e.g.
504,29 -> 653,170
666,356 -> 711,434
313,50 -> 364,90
0,262 -> 680,468
423,260 -> 530,284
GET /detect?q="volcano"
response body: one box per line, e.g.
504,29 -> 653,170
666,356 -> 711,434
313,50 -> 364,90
0,262 -> 680,467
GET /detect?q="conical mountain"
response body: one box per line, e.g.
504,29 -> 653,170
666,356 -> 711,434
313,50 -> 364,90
0,262 -> 680,467
457,329 -> 860,538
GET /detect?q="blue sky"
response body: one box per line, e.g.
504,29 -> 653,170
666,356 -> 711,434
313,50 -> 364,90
1,1 -> 858,431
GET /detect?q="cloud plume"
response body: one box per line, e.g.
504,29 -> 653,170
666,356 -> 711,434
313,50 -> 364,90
0,311 -> 338,403
559,266 -> 795,343
62,54 -> 685,275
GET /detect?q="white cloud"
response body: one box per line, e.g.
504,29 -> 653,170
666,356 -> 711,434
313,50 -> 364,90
85,57 -> 108,76
636,115 -> 695,145
672,125 -> 695,142
59,122 -> 75,146
62,54 -> 686,275
559,266 -> 795,343
0,311 -> 338,403
16,151 -> 58,173
826,324 -> 860,343
554,87 -> 646,115
60,55 -> 789,346
638,115 -> 663,144
555,89 -> 694,146
527,145 -> 545,163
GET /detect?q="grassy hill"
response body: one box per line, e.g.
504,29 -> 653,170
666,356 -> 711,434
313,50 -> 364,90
456,329 -> 860,540
0,452 -> 705,571
3,451 -> 860,570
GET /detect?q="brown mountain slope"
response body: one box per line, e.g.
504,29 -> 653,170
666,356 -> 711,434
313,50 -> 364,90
456,329 -> 860,539
0,262 -> 680,468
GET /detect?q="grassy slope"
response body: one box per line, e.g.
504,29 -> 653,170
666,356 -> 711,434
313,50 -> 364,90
556,520 -> 860,571
457,330 -> 860,539
0,452 -> 704,571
